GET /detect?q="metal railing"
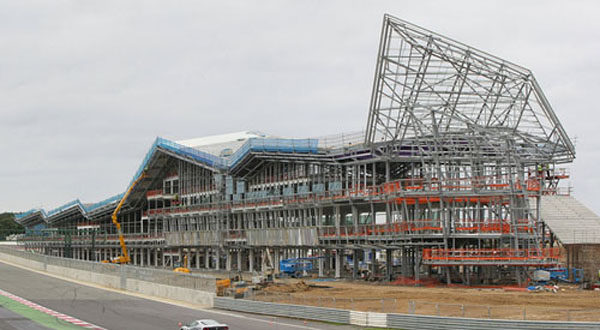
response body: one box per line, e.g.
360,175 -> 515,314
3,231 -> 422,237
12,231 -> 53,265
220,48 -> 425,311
313,131 -> 366,150
248,291 -> 600,322
215,296 -> 600,329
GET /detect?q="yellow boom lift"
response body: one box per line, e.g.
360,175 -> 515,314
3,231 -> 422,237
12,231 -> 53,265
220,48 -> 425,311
173,254 -> 191,273
102,172 -> 146,264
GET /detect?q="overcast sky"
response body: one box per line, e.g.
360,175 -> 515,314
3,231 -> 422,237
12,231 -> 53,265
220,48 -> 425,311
1,0 -> 599,215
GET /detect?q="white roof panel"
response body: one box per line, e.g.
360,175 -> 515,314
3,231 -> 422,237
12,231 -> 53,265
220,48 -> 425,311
538,195 -> 600,244
176,131 -> 271,157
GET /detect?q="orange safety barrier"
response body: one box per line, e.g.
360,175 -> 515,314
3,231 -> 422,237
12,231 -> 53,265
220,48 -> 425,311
140,174 -> 546,218
526,178 -> 540,191
455,222 -> 511,234
422,247 -> 560,262
317,220 -> 541,238
394,196 -> 508,205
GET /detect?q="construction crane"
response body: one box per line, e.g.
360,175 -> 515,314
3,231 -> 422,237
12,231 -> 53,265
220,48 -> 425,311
102,172 -> 146,264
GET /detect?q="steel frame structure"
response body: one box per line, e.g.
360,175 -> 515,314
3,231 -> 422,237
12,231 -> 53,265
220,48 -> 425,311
15,15 -> 575,285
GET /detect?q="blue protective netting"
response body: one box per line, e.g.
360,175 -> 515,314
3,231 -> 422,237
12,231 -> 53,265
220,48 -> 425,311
18,136 -> 319,222
86,193 -> 125,212
47,199 -> 86,217
15,208 -> 46,220
227,138 -> 319,168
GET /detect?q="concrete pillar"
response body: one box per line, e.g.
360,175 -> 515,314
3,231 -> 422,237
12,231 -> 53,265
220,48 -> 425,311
274,248 -> 280,273
226,250 -> 232,271
140,248 -> 145,267
335,249 -> 342,279
371,249 -> 377,276
249,249 -> 254,272
408,249 -> 414,277
185,249 -> 190,268
133,248 -> 138,265
205,248 -> 210,269
237,249 -> 243,271
318,254 -> 324,277
154,248 -> 158,267
162,250 -> 166,268
327,249 -> 334,272
414,251 -> 421,283
178,247 -> 183,266
353,249 -> 359,279
334,206 -> 341,237
386,249 -> 393,281
215,248 -> 220,270
195,249 -> 200,269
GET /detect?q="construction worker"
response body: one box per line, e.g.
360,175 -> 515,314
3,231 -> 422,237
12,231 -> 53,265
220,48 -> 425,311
537,164 -> 544,178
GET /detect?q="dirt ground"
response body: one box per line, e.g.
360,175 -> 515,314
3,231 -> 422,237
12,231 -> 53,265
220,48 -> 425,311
256,278 -> 600,321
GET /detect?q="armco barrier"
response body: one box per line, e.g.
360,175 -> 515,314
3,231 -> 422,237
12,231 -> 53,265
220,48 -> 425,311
0,247 -> 215,307
215,297 -> 600,329
386,313 -> 600,330
214,297 -> 350,324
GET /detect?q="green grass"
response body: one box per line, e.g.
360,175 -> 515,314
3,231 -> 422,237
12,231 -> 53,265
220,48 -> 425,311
0,294 -> 83,330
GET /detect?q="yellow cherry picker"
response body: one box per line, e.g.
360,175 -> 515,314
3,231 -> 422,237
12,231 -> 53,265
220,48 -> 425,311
102,173 -> 146,264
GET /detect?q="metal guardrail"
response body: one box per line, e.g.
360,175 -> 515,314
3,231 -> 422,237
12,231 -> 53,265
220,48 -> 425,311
214,298 -> 350,324
386,313 -> 600,330
214,297 -> 600,330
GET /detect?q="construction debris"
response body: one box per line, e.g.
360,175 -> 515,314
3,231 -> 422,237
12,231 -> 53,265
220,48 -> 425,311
263,281 -> 310,294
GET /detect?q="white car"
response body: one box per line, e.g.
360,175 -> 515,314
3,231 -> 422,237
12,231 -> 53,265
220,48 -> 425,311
179,319 -> 229,330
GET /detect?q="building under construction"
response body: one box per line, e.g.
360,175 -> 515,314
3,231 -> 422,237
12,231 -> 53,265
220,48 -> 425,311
15,15 -> 600,284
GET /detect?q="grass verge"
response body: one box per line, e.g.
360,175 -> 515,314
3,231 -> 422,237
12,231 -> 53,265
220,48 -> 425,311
0,294 -> 82,330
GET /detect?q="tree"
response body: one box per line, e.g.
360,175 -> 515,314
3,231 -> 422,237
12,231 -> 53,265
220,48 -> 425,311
0,213 -> 25,240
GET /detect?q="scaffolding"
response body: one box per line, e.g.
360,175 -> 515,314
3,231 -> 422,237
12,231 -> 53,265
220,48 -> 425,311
15,14 -> 576,285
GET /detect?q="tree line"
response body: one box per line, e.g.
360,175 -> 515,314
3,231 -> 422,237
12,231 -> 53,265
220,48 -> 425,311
0,213 -> 25,240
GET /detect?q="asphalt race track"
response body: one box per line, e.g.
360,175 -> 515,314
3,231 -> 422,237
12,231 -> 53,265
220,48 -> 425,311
0,305 -> 51,330
0,262 -> 357,330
